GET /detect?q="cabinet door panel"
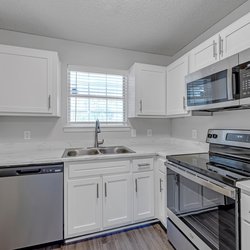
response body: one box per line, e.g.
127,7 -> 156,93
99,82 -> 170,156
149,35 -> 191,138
189,35 -> 219,73
0,45 -> 56,114
241,219 -> 250,250
103,174 -> 132,228
67,177 -> 102,236
134,171 -> 154,221
137,64 -> 166,115
220,13 -> 250,59
158,170 -> 167,227
167,54 -> 189,116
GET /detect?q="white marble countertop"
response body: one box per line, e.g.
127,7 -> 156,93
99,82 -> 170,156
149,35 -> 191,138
0,138 -> 208,167
237,180 -> 250,194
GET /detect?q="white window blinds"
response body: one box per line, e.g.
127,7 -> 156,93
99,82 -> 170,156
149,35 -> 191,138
67,66 -> 127,126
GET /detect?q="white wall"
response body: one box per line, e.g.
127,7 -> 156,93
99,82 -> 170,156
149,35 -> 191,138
171,1 -> 250,142
0,29 -> 172,144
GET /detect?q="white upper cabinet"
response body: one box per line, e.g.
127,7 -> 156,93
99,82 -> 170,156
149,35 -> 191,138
166,54 -> 190,116
189,13 -> 250,73
128,63 -> 166,117
220,12 -> 250,59
0,44 -> 60,116
189,34 -> 219,73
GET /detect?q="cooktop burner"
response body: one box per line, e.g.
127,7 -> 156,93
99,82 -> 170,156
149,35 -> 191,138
166,129 -> 250,186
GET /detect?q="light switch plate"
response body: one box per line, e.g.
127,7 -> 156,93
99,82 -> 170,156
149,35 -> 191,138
24,131 -> 31,140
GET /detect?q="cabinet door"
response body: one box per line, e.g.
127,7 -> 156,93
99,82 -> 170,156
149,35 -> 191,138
0,44 -> 59,115
220,13 -> 250,59
134,171 -> 154,221
241,219 -> 250,250
166,54 -> 189,116
67,177 -> 102,236
103,174 -> 132,229
179,176 -> 202,212
158,170 -> 167,227
136,64 -> 166,116
189,34 -> 219,73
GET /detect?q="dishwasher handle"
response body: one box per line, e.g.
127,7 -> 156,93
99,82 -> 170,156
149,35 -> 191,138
16,168 -> 42,175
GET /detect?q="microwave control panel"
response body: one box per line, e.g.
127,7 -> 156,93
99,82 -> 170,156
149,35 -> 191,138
240,62 -> 250,98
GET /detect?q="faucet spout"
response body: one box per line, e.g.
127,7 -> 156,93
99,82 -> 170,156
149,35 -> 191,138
94,119 -> 104,148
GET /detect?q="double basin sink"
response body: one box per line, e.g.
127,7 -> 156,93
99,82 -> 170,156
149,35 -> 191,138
63,146 -> 135,158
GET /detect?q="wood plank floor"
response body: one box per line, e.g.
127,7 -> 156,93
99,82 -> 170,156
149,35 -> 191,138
39,224 -> 174,250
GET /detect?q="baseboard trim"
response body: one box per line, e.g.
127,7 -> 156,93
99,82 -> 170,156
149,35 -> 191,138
65,219 -> 159,244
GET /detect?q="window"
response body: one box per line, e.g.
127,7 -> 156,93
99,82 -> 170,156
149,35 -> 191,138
67,66 -> 127,127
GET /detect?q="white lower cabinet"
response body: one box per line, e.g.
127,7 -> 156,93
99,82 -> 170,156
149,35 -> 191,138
133,171 -> 154,222
158,170 -> 166,227
67,177 -> 102,236
241,219 -> 250,250
103,174 -> 132,229
65,157 -> 155,239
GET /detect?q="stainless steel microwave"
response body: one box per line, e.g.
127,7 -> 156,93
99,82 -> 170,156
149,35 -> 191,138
185,48 -> 250,111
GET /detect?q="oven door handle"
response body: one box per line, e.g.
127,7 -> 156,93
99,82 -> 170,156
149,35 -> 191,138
167,163 -> 236,199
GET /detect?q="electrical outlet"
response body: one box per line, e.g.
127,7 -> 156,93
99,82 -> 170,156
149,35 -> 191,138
147,129 -> 152,137
24,131 -> 31,140
192,129 -> 197,139
131,128 -> 136,137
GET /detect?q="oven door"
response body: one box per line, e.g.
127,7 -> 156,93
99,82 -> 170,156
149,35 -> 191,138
167,162 -> 239,250
185,53 -> 239,111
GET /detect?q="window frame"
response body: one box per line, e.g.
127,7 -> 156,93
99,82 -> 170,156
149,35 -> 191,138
64,65 -> 130,132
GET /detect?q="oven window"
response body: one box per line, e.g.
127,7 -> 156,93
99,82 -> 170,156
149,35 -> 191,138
187,70 -> 228,106
167,168 -> 236,250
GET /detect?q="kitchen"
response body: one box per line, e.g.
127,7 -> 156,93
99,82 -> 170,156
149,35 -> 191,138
0,0 -> 250,249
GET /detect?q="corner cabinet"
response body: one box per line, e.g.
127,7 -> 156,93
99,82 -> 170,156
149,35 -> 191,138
128,63 -> 167,117
166,54 -> 190,116
0,44 -> 60,116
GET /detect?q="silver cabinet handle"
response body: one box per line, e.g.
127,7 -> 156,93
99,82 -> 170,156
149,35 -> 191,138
48,95 -> 51,109
160,178 -> 163,192
105,182 -> 107,197
97,183 -> 99,198
135,179 -> 138,193
213,40 -> 217,59
219,35 -> 223,57
138,163 -> 150,167
139,100 -> 142,113
183,96 -> 186,110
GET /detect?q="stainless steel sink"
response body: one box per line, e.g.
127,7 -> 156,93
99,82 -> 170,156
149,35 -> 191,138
63,146 -> 135,158
63,148 -> 100,157
98,146 -> 135,155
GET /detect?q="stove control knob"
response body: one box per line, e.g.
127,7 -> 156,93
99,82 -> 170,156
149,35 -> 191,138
213,134 -> 218,139
208,134 -> 212,138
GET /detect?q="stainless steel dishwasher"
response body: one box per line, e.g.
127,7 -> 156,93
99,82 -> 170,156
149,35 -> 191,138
0,163 -> 63,250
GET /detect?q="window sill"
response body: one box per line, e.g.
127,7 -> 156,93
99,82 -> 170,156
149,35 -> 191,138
63,125 -> 131,133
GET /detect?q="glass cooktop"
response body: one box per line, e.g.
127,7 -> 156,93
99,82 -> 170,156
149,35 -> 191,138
166,153 -> 250,186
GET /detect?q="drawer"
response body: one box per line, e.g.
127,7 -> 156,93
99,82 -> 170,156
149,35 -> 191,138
158,158 -> 166,174
67,160 -> 130,178
241,193 -> 250,221
132,158 -> 153,172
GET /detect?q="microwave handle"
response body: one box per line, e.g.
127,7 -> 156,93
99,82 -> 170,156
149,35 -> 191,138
227,68 -> 234,100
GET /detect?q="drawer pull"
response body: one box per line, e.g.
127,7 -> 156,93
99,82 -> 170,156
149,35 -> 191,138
135,179 -> 138,193
138,163 -> 150,167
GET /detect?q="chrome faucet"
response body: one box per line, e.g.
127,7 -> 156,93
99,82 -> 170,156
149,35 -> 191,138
94,119 -> 104,148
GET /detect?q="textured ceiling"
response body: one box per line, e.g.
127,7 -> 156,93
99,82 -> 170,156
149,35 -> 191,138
0,0 -> 247,56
